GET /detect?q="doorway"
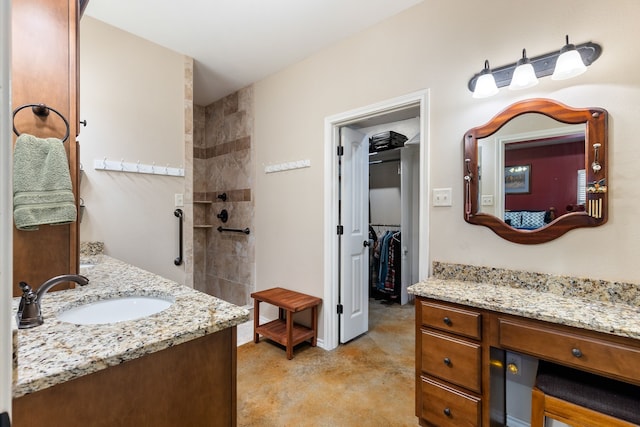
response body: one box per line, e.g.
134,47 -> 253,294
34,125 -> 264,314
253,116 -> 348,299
322,90 -> 430,350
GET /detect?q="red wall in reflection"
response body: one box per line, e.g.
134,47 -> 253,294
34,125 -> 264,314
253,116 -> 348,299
505,140 -> 584,216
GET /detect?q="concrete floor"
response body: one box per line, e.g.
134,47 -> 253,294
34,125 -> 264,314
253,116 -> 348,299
237,299 -> 418,426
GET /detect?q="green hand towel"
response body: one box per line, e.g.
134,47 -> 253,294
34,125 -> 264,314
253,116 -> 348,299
13,133 -> 77,231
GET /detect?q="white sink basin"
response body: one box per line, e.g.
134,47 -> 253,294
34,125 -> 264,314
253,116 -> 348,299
58,296 -> 173,325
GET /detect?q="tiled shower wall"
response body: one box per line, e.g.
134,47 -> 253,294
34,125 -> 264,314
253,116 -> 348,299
192,86 -> 255,307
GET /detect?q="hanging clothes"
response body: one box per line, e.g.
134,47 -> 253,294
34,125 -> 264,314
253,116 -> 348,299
384,231 -> 401,293
376,230 -> 401,300
377,231 -> 392,291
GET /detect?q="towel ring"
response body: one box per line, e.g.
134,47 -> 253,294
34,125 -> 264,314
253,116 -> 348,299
12,103 -> 70,143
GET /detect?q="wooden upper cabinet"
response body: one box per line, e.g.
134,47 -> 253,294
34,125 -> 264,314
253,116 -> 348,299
11,0 -> 80,296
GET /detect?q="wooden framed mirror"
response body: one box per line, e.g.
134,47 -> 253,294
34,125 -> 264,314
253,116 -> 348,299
463,98 -> 608,244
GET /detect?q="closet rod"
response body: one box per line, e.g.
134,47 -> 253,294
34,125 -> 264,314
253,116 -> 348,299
370,223 -> 401,227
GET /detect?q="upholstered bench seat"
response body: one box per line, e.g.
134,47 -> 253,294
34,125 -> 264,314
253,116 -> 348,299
534,361 -> 640,425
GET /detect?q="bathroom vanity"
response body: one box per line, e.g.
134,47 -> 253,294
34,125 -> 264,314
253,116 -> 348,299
409,262 -> 640,426
12,255 -> 249,426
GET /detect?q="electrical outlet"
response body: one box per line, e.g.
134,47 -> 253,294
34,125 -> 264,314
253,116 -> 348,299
174,193 -> 184,207
432,188 -> 452,207
481,195 -> 494,206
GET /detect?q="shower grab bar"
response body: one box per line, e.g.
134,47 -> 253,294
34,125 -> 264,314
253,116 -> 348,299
217,226 -> 250,235
12,103 -> 71,143
174,209 -> 183,265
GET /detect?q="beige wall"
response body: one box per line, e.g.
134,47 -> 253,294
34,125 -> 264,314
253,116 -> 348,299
254,0 -> 640,339
79,17 -> 188,284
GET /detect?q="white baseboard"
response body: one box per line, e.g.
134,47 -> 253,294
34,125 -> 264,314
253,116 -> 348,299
507,414 -> 530,427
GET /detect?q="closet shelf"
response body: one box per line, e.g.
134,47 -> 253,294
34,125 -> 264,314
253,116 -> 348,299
194,225 -> 214,229
193,200 -> 213,204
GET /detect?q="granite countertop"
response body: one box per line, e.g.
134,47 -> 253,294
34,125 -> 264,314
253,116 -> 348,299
408,278 -> 640,341
13,255 -> 249,399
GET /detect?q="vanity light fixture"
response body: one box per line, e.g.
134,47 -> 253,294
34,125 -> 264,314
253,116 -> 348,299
509,49 -> 538,90
468,35 -> 601,97
472,60 -> 499,99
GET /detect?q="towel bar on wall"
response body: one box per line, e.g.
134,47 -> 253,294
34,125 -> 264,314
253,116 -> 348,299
217,226 -> 250,235
12,103 -> 70,143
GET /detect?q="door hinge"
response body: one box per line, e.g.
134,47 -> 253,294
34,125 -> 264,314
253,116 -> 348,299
337,225 -> 344,235
337,146 -> 344,156
337,304 -> 343,314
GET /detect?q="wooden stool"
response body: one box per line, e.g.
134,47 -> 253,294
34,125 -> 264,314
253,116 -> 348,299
251,287 -> 322,360
531,361 -> 640,427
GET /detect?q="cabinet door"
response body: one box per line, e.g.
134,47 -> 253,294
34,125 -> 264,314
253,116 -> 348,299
11,0 -> 79,295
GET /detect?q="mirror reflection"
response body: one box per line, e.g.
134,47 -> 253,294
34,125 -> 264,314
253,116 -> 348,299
477,114 -> 586,230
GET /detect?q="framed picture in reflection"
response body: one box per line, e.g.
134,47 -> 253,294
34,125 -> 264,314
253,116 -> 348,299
505,164 -> 530,194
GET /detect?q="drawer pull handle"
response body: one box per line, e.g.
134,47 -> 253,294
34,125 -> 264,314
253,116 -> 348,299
443,316 -> 452,326
443,357 -> 452,366
444,407 -> 451,417
571,348 -> 583,358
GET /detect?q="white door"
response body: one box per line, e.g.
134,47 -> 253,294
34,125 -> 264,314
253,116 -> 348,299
339,127 -> 369,343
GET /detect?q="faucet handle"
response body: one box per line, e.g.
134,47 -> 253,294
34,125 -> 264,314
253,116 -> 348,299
17,282 -> 37,322
18,282 -> 36,300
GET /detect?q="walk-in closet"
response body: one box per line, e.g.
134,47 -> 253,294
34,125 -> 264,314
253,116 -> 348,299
352,108 -> 421,306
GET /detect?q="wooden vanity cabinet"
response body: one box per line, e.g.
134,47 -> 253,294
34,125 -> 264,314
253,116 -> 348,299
13,328 -> 237,427
415,295 -> 640,426
416,299 -> 483,426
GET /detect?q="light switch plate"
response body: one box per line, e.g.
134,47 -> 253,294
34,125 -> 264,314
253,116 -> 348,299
174,193 -> 184,207
481,195 -> 494,206
432,188 -> 452,207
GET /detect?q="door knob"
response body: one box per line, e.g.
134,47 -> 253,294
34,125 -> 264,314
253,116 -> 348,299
363,240 -> 370,247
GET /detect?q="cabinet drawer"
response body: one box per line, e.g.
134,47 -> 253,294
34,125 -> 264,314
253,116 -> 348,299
500,319 -> 640,384
421,329 -> 481,392
419,376 -> 481,427
420,300 -> 481,340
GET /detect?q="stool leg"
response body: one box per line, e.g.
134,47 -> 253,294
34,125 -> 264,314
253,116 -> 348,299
253,299 -> 260,343
531,387 -> 546,427
311,305 -> 318,347
286,310 -> 293,359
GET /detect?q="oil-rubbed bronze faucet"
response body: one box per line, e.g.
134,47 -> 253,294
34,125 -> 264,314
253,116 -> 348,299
16,274 -> 89,329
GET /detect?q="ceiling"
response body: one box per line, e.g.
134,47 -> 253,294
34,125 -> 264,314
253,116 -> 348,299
85,0 -> 423,106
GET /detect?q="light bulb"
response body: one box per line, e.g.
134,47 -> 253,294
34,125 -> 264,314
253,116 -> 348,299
473,60 -> 499,98
509,49 -> 538,90
552,35 -> 587,80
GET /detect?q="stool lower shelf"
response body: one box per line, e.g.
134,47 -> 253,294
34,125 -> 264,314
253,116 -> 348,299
255,319 -> 315,348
